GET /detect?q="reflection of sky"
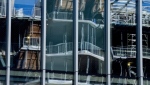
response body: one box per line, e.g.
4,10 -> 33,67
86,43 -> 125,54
14,0 -> 38,16
14,0 -> 150,16
15,0 -> 37,5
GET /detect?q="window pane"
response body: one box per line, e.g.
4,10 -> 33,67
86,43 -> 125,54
78,0 -> 105,84
10,1 -> 41,84
142,0 -> 150,84
0,0 -> 6,84
46,0 -> 74,85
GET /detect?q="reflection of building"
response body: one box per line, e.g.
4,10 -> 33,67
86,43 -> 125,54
0,0 -> 15,16
45,19 -> 105,73
1,0 -> 150,85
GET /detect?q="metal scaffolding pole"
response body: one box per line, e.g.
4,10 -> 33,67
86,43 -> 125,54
73,0 -> 78,85
136,0 -> 143,85
104,0 -> 111,85
41,0 -> 46,85
6,0 -> 11,85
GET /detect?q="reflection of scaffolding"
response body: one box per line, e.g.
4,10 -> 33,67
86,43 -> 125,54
16,22 -> 41,70
111,0 -> 132,15
112,34 -> 150,58
111,0 -> 150,26
17,50 -> 40,70
127,33 -> 148,48
112,12 -> 150,26
127,33 -> 148,56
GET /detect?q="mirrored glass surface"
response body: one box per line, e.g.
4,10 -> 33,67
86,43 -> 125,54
110,0 -> 150,84
9,0 -> 42,84
0,0 -> 7,84
46,0 -> 74,85
77,0 -> 105,84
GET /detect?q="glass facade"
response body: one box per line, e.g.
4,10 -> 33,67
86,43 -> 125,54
0,0 -> 150,85
0,0 -> 6,84
77,0 -> 105,83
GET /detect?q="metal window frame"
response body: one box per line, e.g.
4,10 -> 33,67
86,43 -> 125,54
6,0 -> 11,85
5,0 -> 143,85
73,0 -> 78,85
104,0 -> 111,85
41,0 -> 46,85
136,0 -> 143,85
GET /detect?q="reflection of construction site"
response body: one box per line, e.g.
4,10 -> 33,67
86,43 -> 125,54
0,0 -> 150,84
0,19 -> 41,70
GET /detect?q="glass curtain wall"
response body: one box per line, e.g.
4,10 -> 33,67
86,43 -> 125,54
141,0 -> 150,84
3,0 -> 150,84
110,0 -> 150,84
111,0 -> 138,84
9,0 -> 42,84
46,0 -> 74,85
0,0 -> 6,84
77,0 -> 105,84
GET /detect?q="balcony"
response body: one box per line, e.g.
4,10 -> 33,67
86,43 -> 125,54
0,6 -> 5,17
21,37 -> 40,50
46,41 -> 104,60
112,46 -> 150,59
0,5 -> 41,19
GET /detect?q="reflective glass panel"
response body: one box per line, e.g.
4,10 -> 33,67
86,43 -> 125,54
46,0 -> 74,84
10,0 -> 42,84
142,0 -> 150,84
0,0 -> 7,84
110,0 -> 146,84
78,0 -> 105,84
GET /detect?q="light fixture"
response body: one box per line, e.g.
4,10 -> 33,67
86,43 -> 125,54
128,63 -> 130,66
27,36 -> 30,39
127,62 -> 132,67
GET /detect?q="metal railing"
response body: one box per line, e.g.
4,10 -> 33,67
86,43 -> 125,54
111,13 -> 150,26
0,5 -> 41,18
0,6 -> 5,16
33,7 -> 41,18
47,12 -> 73,19
23,37 -> 40,47
47,12 -> 84,20
46,41 -> 104,56
112,47 -> 150,58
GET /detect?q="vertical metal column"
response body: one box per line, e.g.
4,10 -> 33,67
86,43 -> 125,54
136,0 -> 143,85
104,0 -> 111,85
41,0 -> 46,85
73,0 -> 78,85
6,0 -> 11,85
60,0 -> 62,6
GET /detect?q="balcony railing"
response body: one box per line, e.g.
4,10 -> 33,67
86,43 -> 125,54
33,7 -> 41,18
112,13 -> 150,27
112,47 -> 150,58
46,41 -> 104,57
0,5 -> 41,18
0,6 -> 5,16
47,12 -> 84,20
23,37 -> 40,48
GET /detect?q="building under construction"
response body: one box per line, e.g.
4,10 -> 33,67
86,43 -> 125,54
0,0 -> 150,85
